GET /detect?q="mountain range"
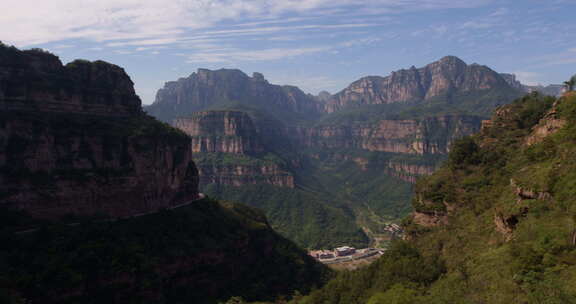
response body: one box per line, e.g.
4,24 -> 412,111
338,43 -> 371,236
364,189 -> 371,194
2,42 -> 575,303
144,55 -> 542,249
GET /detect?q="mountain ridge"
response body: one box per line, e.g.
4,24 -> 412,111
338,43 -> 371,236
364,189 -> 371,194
324,55 -> 518,113
144,55 -> 522,249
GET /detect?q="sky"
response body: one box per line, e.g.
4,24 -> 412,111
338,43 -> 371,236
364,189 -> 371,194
1,0 -> 575,104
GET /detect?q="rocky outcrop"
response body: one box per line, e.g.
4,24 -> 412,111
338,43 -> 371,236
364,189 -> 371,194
413,210 -> 449,227
174,111 -> 264,154
292,115 -> 481,155
494,213 -> 518,241
525,105 -> 566,146
510,179 -> 552,201
146,69 -> 320,123
492,179 -> 552,241
173,110 -> 293,188
411,192 -> 454,228
0,47 -> 141,116
0,45 -> 199,219
326,56 -> 512,112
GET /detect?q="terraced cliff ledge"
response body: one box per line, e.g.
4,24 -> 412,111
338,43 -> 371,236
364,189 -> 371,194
0,45 -> 199,219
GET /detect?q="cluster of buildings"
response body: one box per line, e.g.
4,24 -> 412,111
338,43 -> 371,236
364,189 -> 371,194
309,246 -> 386,264
309,246 -> 357,260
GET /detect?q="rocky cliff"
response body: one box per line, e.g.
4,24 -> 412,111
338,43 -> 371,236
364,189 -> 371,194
174,110 -> 294,188
0,46 -> 141,116
293,115 -> 482,155
0,45 -> 199,219
325,56 -> 516,113
146,69 -> 320,123
174,111 -> 264,154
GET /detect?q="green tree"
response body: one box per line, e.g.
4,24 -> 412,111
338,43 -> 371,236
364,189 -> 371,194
366,284 -> 421,304
448,136 -> 480,168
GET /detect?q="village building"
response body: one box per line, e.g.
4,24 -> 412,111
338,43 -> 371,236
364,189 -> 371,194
334,246 -> 356,257
309,250 -> 335,260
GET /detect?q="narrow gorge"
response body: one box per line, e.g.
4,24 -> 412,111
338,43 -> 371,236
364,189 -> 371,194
145,56 -> 524,248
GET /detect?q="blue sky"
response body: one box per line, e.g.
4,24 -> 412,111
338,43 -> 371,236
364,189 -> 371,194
2,0 -> 575,104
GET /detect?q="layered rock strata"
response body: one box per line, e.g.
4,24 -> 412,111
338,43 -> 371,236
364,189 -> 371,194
0,45 -> 199,219
0,47 -> 141,116
292,115 -> 481,155
174,111 -> 264,154
175,110 -> 294,188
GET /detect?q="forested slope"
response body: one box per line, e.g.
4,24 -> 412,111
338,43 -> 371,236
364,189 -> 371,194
295,92 -> 576,304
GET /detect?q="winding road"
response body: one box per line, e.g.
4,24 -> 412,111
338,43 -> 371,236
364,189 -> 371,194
14,193 -> 206,235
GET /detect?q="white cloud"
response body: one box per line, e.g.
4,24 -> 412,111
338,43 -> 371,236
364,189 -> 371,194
529,48 -> 576,67
185,47 -> 330,63
340,38 -> 381,47
52,44 -> 75,49
490,7 -> 509,16
1,0 -> 493,47
461,20 -> 497,29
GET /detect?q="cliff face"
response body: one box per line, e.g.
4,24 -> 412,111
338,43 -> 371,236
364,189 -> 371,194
174,111 -> 264,154
174,110 -> 294,188
0,47 -> 141,116
325,56 -> 512,112
0,45 -> 199,219
294,115 -> 482,155
146,69 -> 320,123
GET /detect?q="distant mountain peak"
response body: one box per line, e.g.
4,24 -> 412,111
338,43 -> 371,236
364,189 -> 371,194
438,55 -> 466,64
325,55 -> 517,113
146,68 -> 321,123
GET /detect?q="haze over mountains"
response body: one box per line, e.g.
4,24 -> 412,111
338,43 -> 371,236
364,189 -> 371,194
147,55 -> 552,122
2,40 -> 576,303
144,55 -> 543,249
3,0 -> 576,302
